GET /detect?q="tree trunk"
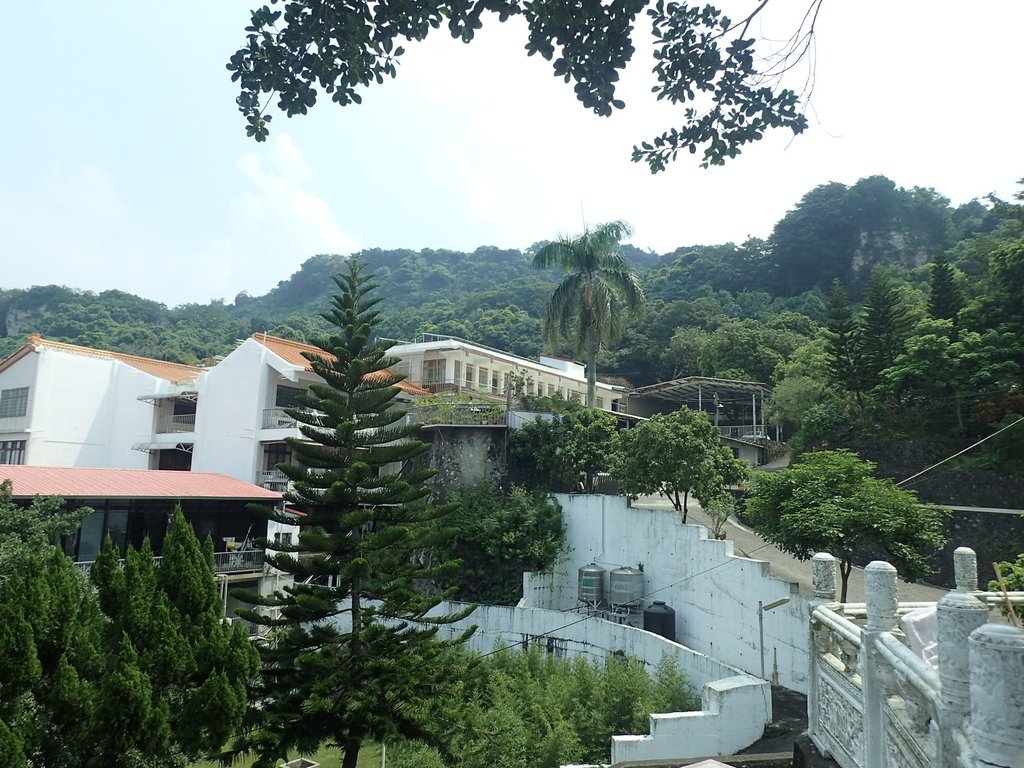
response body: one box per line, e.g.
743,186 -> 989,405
681,490 -> 689,524
586,328 -> 598,409
341,738 -> 362,768
672,489 -> 682,513
840,554 -> 853,603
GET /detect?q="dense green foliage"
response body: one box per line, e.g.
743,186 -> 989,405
229,1 -> 808,169
385,646 -> 699,768
434,483 -> 565,604
234,260 -> 474,768
507,410 -> 620,492
0,500 -> 256,767
612,409 -> 747,521
3,175 -> 1022,478
744,450 -> 949,601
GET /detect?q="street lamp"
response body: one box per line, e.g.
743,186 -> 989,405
758,597 -> 790,680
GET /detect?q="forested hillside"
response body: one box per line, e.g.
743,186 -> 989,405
3,175 -> 1022,478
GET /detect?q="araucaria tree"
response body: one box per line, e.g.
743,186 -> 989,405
611,409 -> 746,522
744,450 -> 948,601
533,221 -> 645,407
237,259 -> 474,768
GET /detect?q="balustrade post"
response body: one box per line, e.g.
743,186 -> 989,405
969,624 -> 1024,768
813,552 -> 840,602
862,561 -> 898,768
808,553 -> 839,748
937,590 -> 988,768
954,547 -> 978,592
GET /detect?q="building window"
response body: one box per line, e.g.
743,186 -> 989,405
423,358 -> 446,385
547,383 -> 556,396
264,442 -> 292,471
478,367 -> 489,388
453,360 -> 462,384
0,440 -> 26,465
275,385 -> 305,408
465,364 -> 475,388
0,387 -> 29,418
491,372 -> 499,395
596,397 -> 604,409
569,391 -> 581,403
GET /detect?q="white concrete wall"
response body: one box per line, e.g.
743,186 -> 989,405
523,494 -> 811,693
612,675 -> 772,764
1,347 -> 175,468
192,339 -> 278,482
428,601 -> 770,764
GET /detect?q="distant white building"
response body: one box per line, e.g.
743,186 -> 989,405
384,333 -> 625,412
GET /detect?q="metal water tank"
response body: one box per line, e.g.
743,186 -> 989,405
578,563 -> 606,607
643,600 -> 676,642
608,566 -> 644,609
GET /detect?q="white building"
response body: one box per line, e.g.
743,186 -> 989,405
0,335 -> 204,469
385,333 -> 625,412
190,333 -> 428,491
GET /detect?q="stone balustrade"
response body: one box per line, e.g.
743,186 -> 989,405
807,548 -> 1024,768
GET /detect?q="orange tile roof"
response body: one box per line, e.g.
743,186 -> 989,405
1,466 -> 281,500
250,333 -> 429,396
3,336 -> 204,385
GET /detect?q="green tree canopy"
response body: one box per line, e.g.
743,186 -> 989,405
744,450 -> 948,601
229,1 -> 810,169
612,408 -> 746,522
508,409 -> 620,493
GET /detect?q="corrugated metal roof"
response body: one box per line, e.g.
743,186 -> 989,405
630,376 -> 770,402
0,466 -> 281,500
250,333 -> 430,396
0,336 -> 203,384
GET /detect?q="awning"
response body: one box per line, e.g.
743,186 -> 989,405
131,441 -> 194,453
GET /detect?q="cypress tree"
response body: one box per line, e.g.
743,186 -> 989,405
236,258 -> 474,768
859,268 -> 913,395
823,279 -> 865,407
927,255 -> 962,323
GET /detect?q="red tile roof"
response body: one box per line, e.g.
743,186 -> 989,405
250,333 -> 430,396
0,336 -> 203,384
0,466 -> 281,500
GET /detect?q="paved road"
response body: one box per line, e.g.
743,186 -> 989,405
632,494 -> 948,604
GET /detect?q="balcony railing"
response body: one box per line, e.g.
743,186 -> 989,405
718,425 -> 766,440
262,407 -> 298,429
75,550 -> 264,576
213,549 -> 265,573
156,413 -> 196,433
258,469 -> 291,493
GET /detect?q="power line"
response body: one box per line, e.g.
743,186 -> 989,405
896,414 -> 1024,488
477,540 -> 774,659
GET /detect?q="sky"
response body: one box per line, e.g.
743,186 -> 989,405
2,1 -> 1022,307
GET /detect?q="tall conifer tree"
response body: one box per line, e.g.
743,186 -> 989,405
927,255 -> 962,323
823,279 -> 865,408
859,268 -> 913,396
237,258 -> 474,768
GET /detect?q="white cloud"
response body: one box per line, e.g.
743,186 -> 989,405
187,134 -> 361,303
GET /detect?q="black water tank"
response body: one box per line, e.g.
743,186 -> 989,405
643,600 -> 676,642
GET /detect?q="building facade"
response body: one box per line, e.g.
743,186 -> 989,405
385,333 -> 625,411
0,336 -> 204,470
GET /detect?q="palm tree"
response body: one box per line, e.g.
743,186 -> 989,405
533,221 -> 646,407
